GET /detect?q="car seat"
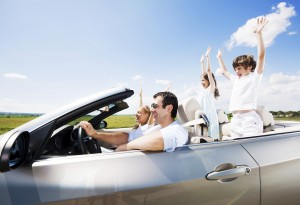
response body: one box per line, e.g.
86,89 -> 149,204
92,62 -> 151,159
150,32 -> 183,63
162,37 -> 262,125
221,106 -> 275,140
177,97 -> 212,143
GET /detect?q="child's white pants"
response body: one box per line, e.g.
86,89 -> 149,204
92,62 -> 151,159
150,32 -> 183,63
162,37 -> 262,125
230,111 -> 263,138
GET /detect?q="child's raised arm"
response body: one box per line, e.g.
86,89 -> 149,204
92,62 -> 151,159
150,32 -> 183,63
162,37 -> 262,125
139,87 -> 143,107
163,83 -> 172,92
254,17 -> 268,74
205,47 -> 216,93
200,54 -> 205,75
216,49 -> 231,80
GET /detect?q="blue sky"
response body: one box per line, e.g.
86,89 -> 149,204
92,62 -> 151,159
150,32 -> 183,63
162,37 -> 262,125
0,0 -> 299,114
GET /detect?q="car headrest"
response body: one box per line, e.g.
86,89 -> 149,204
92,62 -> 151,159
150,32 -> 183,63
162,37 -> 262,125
177,97 -> 201,124
256,106 -> 275,126
217,109 -> 229,124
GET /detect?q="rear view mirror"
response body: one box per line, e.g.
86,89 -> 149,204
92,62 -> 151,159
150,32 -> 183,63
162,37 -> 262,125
0,131 -> 30,173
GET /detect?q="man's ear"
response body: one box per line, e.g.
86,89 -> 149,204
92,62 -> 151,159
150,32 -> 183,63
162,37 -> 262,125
166,104 -> 173,114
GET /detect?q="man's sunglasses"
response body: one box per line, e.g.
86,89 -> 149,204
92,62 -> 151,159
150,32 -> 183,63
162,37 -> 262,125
151,103 -> 158,109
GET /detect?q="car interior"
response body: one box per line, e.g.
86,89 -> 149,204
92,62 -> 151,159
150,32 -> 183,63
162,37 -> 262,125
40,95 -> 300,159
176,96 -> 276,143
41,100 -> 130,157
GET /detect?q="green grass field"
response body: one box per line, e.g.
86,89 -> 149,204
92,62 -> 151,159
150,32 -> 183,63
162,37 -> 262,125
0,116 -> 37,135
0,115 -> 136,135
1,115 -> 300,135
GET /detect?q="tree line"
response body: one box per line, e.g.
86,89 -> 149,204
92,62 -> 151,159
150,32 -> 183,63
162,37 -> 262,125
270,111 -> 300,118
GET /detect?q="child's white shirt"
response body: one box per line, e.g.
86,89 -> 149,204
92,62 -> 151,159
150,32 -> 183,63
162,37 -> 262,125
229,70 -> 262,112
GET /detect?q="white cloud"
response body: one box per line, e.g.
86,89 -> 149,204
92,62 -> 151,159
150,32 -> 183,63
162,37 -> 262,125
226,2 -> 296,50
155,79 -> 171,85
132,74 -> 143,81
3,73 -> 28,80
268,72 -> 300,84
288,31 -> 297,35
259,73 -> 300,111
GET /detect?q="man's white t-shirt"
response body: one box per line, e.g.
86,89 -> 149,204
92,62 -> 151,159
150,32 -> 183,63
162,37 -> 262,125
229,71 -> 262,112
128,121 -> 188,152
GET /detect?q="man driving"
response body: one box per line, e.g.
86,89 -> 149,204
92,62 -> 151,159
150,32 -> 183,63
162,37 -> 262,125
79,91 -> 188,152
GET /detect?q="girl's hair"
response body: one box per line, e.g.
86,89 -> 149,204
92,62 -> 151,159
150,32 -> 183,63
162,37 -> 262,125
232,55 -> 256,72
202,72 -> 220,99
132,105 -> 151,130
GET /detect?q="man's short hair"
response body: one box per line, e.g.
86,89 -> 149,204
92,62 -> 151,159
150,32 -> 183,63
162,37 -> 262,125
153,91 -> 178,118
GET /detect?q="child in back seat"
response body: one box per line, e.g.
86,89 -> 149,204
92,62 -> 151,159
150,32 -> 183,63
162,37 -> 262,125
217,17 -> 268,138
197,47 -> 220,140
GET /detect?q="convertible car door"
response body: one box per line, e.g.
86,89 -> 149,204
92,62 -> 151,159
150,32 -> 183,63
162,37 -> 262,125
240,132 -> 300,205
29,141 -> 260,205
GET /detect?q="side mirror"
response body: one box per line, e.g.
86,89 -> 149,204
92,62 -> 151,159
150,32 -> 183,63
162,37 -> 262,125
0,131 -> 30,173
99,121 -> 107,129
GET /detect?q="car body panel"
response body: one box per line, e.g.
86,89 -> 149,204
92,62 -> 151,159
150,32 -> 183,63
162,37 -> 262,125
1,142 -> 259,204
241,131 -> 300,205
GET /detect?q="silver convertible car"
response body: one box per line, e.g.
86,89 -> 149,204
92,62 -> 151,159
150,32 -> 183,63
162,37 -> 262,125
1,87 -> 300,205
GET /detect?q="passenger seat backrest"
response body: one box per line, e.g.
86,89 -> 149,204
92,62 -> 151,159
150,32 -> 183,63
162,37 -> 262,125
256,106 -> 275,127
177,97 -> 201,124
217,109 -> 229,124
177,97 -> 209,140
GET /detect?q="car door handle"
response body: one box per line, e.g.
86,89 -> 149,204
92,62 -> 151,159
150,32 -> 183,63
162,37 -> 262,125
206,164 -> 251,182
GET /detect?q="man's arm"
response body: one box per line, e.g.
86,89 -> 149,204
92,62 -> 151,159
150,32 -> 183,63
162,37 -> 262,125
80,121 -> 129,146
115,130 -> 164,152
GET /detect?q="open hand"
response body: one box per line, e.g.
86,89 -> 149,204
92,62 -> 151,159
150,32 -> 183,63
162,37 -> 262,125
253,17 -> 268,33
200,55 -> 204,64
205,46 -> 211,57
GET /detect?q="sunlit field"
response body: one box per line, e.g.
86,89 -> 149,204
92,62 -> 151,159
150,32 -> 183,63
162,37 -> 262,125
0,116 -> 37,135
0,115 -> 136,135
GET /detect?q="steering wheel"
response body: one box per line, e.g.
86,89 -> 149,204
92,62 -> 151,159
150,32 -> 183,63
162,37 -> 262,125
77,127 -> 101,154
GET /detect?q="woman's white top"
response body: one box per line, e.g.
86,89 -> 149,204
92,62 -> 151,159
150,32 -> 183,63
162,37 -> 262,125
128,124 -> 153,142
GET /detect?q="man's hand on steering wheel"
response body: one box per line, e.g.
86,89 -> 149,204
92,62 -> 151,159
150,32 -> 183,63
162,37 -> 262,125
79,121 -> 96,137
78,122 -> 101,154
